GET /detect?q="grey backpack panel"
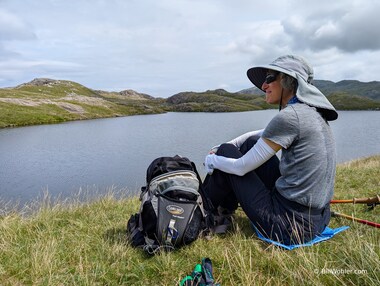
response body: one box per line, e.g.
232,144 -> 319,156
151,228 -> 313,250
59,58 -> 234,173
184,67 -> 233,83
127,156 -> 210,254
139,170 -> 205,247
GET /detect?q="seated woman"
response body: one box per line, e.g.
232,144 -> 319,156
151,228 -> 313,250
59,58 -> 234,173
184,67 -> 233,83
203,55 -> 338,244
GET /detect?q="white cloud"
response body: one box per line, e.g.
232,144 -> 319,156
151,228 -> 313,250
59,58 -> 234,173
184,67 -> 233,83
0,0 -> 379,96
0,8 -> 36,60
281,1 -> 380,52
0,9 -> 35,41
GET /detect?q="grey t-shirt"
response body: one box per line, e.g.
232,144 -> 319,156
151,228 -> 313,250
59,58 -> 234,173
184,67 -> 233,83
262,103 -> 336,209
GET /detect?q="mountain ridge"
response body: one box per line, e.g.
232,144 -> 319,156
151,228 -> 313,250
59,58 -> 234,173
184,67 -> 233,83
5,77 -> 380,101
238,79 -> 380,101
0,77 -> 379,128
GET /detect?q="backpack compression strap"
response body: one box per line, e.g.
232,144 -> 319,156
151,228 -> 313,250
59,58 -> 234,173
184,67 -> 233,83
166,219 -> 179,244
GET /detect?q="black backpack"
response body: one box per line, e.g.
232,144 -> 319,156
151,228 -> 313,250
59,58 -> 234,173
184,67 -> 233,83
127,155 -> 211,254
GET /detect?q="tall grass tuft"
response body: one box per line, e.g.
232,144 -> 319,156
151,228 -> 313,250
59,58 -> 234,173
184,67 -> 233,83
1,156 -> 379,285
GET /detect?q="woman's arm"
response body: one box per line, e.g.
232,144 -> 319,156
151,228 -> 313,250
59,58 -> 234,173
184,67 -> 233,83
227,129 -> 264,148
209,129 -> 265,154
205,137 -> 279,176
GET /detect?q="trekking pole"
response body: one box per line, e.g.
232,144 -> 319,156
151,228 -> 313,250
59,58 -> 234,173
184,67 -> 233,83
332,211 -> 380,229
330,195 -> 380,209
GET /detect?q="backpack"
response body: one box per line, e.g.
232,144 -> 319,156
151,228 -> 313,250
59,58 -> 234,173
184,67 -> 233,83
127,155 -> 211,254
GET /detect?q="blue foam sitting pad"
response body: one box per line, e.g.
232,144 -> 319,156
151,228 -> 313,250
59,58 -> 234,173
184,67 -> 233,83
252,225 -> 349,250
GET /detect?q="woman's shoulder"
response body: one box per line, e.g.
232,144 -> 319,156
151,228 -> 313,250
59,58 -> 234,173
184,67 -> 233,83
274,104 -> 300,120
266,106 -> 300,129
282,103 -> 318,117
267,103 -> 315,128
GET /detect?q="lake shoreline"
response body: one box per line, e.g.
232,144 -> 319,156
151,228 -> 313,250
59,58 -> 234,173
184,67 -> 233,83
2,154 -> 379,212
1,108 -> 380,129
1,110 -> 379,206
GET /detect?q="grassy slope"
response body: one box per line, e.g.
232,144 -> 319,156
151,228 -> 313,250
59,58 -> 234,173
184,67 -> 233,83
1,156 -> 379,285
0,80 -> 165,128
328,92 -> 380,110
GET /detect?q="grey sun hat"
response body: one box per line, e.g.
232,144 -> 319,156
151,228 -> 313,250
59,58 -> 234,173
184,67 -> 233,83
247,55 -> 338,121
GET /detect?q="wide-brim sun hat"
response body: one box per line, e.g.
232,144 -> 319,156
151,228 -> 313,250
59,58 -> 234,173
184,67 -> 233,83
247,55 -> 338,121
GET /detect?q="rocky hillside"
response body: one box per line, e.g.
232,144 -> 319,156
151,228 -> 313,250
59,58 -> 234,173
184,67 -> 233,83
167,80 -> 380,112
95,89 -> 154,101
165,89 -> 272,112
0,78 -> 166,127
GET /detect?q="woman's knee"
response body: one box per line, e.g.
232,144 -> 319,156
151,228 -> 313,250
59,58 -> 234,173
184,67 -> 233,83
239,136 -> 259,154
216,143 -> 242,159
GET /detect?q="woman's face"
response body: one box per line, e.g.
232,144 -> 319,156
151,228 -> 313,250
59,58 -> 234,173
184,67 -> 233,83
261,72 -> 282,104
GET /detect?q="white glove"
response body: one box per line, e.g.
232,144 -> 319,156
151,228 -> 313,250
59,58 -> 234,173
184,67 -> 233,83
209,144 -> 220,154
204,154 -> 216,175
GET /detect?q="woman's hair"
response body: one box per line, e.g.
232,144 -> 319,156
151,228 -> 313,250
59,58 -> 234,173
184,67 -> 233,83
280,73 -> 298,94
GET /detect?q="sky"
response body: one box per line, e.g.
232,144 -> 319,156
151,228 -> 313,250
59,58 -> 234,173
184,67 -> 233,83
1,0 -> 380,98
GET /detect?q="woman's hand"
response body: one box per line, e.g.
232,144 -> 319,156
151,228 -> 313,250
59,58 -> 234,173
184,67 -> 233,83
204,154 -> 216,175
209,145 -> 220,154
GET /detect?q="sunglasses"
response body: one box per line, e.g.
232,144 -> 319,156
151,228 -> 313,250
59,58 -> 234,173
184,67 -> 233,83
264,73 -> 278,84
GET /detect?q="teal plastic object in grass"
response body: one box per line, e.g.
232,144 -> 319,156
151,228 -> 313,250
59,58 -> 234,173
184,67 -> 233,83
179,258 -> 220,286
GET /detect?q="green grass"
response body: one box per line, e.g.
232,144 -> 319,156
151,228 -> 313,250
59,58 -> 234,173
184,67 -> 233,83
1,156 -> 379,285
0,102 -> 81,127
0,97 -> 165,128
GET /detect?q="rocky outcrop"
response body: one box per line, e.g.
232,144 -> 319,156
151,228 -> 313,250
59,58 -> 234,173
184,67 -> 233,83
17,78 -> 67,87
119,89 -> 154,100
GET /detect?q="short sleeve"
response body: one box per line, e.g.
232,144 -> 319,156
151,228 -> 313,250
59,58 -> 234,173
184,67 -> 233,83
262,106 -> 299,149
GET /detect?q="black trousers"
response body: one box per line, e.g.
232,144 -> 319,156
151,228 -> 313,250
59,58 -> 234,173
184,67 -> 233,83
202,136 -> 330,244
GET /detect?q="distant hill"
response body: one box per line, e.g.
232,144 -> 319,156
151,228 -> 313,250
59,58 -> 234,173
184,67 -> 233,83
167,79 -> 380,113
95,89 -> 154,101
238,86 -> 263,95
238,79 -> 380,101
315,80 -> 380,101
0,78 -> 165,128
0,77 -> 379,128
165,89 -> 272,112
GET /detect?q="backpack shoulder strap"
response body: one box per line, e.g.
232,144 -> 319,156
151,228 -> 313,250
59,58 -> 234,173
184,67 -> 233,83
126,213 -> 145,247
189,161 -> 215,230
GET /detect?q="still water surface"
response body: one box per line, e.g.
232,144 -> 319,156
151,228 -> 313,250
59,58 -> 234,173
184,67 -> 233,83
1,110 -> 379,206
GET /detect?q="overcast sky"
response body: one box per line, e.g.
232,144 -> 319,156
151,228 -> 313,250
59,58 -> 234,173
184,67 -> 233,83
1,0 -> 380,97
